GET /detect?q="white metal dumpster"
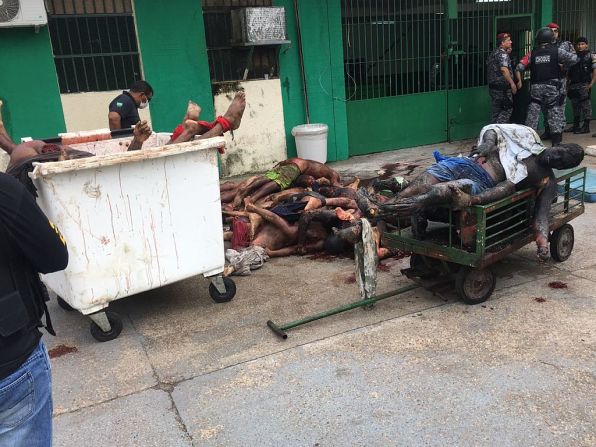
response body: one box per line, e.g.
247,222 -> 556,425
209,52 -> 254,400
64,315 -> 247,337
29,136 -> 235,341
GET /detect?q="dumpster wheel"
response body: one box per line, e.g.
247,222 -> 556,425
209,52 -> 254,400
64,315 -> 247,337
56,296 -> 74,312
209,277 -> 236,303
90,311 -> 123,342
455,267 -> 496,305
550,224 -> 574,262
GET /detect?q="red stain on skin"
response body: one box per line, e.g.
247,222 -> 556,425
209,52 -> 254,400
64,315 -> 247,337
533,297 -> 547,303
48,345 -> 78,359
548,281 -> 568,289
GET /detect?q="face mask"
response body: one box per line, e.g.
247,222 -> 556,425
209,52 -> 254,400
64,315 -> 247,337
138,100 -> 149,109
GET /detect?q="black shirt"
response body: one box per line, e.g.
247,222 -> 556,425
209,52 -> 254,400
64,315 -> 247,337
108,91 -> 140,129
0,173 -> 68,379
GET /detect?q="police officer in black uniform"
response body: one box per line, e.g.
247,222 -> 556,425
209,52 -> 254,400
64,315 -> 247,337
516,27 -> 578,146
541,23 -> 574,140
0,172 -> 68,446
108,80 -> 153,131
566,37 -> 596,134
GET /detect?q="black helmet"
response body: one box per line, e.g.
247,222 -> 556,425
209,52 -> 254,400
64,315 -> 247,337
535,27 -> 555,45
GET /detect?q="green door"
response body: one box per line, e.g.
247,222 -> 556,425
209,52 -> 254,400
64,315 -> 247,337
342,0 -> 448,156
342,0 -> 537,156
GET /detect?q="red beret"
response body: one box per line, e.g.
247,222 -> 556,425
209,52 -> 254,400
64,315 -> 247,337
497,33 -> 511,40
547,23 -> 559,30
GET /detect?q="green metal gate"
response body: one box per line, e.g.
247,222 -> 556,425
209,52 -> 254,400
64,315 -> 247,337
342,0 -> 535,156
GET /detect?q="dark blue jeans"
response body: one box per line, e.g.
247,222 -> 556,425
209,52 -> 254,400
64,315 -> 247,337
0,340 -> 52,447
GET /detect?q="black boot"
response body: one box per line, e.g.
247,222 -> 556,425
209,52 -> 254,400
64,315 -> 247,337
574,119 -> 591,134
565,118 -> 580,133
550,132 -> 562,146
540,124 -> 552,140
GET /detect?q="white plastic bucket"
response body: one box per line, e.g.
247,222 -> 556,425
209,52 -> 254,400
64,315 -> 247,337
292,123 -> 329,163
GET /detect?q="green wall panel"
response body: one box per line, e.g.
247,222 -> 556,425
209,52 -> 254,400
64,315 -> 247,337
347,92 -> 448,156
134,0 -> 214,133
275,0 -> 349,162
0,27 -> 65,141
275,0 -> 305,158
447,87 -> 491,141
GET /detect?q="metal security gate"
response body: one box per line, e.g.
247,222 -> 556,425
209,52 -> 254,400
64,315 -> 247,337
342,0 -> 535,156
553,0 -> 596,119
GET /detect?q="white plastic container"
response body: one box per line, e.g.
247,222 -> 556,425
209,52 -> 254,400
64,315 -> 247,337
29,136 -> 235,341
291,123 -> 328,163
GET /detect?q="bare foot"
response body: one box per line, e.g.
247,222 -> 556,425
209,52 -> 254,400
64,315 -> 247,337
536,245 -> 549,263
223,92 -> 246,130
183,119 -> 200,134
185,100 -> 201,121
335,207 -> 356,221
449,184 -> 472,210
248,212 -> 263,240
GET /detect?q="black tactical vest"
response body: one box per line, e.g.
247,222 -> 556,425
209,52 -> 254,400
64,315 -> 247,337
0,224 -> 54,344
530,46 -> 561,83
569,51 -> 593,84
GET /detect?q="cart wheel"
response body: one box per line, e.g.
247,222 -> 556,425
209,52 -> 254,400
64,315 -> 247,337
56,296 -> 74,312
90,311 -> 123,342
409,254 -> 438,279
455,267 -> 496,305
550,224 -> 574,262
209,277 -> 236,303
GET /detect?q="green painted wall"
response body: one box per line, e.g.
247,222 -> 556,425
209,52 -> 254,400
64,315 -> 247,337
0,27 -> 65,141
448,87 -> 491,141
347,92 -> 448,155
134,0 -> 214,133
275,0 -> 305,158
538,0 -> 553,27
275,0 -> 349,161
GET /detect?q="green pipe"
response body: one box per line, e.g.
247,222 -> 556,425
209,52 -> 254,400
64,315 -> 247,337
267,283 -> 420,339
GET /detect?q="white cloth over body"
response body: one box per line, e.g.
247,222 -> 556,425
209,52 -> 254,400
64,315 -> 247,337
477,124 -> 546,184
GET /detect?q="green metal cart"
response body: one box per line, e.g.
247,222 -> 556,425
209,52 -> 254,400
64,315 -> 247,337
267,167 -> 586,338
383,167 -> 586,304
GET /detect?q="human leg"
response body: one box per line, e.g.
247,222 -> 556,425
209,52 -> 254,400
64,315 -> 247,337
533,176 -> 557,261
245,202 -> 297,239
575,87 -> 592,134
526,85 -> 545,131
566,96 -> 581,132
245,181 -> 281,205
0,341 -> 52,447
231,177 -> 270,209
374,180 -> 474,218
171,92 -> 246,143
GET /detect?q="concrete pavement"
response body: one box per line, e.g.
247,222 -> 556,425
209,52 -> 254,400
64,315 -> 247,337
45,133 -> 595,446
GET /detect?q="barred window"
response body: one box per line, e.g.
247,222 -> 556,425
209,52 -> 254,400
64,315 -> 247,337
46,0 -> 142,93
202,0 -> 279,83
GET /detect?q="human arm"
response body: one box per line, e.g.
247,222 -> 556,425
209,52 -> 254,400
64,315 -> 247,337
128,120 -> 152,151
558,48 -> 579,69
499,52 -> 517,93
500,67 -> 517,94
108,112 -> 122,130
469,180 -> 516,205
0,174 -> 68,273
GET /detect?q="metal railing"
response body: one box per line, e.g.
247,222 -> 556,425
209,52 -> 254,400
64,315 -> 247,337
341,0 -> 535,100
554,0 -> 596,47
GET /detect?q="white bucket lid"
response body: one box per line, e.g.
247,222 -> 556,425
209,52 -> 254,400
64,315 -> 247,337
291,123 -> 328,136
